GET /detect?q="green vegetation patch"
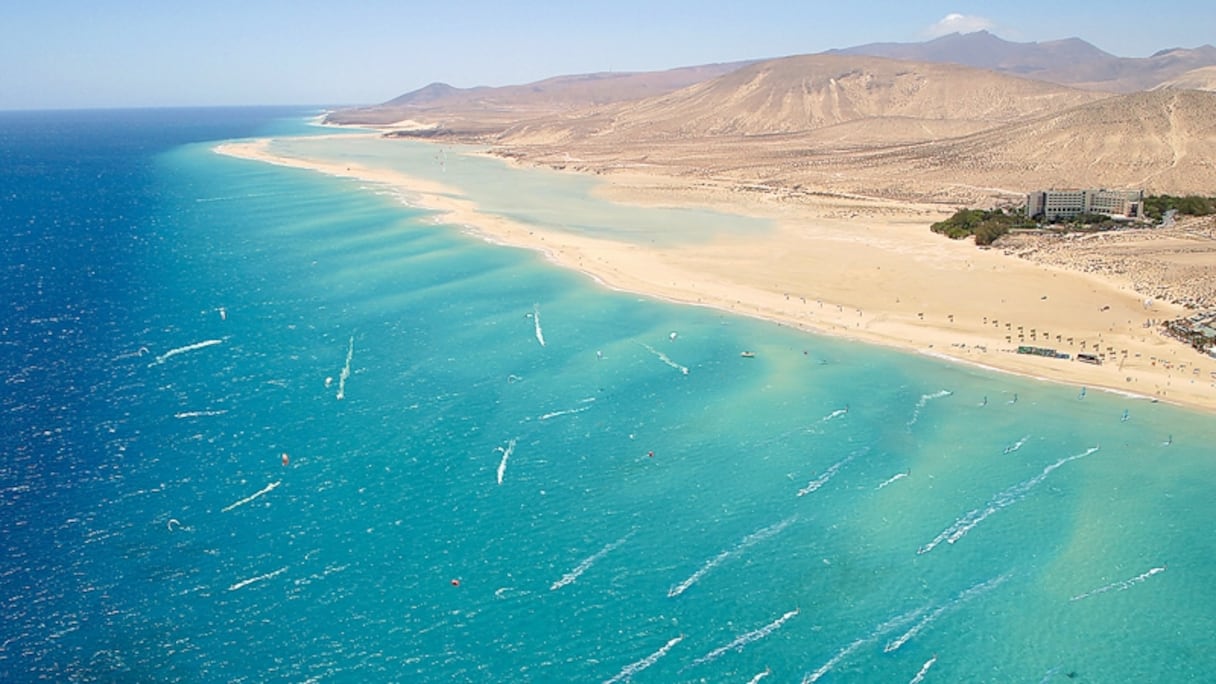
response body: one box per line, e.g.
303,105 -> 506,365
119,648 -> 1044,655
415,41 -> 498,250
1143,195 -> 1215,221
930,208 -> 1028,245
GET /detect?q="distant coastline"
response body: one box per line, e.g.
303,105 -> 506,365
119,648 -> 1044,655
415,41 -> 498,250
215,135 -> 1216,415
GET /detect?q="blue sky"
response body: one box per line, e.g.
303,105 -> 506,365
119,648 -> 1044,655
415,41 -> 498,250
2,1 -> 1213,109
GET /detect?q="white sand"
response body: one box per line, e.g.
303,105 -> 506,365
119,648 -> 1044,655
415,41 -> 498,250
215,138 -> 1216,414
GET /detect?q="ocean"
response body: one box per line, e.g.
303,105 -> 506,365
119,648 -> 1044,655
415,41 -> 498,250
2,107 -> 1214,683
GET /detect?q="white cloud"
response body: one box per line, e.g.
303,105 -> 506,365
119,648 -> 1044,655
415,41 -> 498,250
924,13 -> 995,38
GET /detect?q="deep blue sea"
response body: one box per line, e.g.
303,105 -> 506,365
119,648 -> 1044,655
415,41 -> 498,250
2,108 -> 1214,683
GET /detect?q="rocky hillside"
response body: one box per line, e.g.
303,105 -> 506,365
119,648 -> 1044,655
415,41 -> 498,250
510,54 -> 1108,141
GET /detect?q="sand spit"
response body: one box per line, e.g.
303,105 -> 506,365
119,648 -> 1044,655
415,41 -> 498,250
215,138 -> 1216,414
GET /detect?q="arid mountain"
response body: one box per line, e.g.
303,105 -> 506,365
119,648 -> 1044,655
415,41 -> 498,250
490,81 -> 1215,205
743,88 -> 1216,203
829,30 -> 1112,74
326,33 -> 1216,204
1154,65 -> 1216,92
908,89 -> 1216,194
501,54 -> 1108,142
324,62 -> 752,129
328,31 -> 1216,130
829,31 -> 1216,92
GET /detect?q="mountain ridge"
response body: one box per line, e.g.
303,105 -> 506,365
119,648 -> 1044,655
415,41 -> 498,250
325,61 -> 755,127
325,31 -> 1216,202
829,31 -> 1216,92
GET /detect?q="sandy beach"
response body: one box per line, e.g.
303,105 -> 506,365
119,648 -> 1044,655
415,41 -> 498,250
215,137 -> 1216,414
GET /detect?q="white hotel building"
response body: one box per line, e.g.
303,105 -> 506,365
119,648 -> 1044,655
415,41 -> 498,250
1026,189 -> 1145,221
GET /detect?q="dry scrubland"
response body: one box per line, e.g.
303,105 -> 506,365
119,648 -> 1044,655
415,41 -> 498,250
999,217 -> 1216,311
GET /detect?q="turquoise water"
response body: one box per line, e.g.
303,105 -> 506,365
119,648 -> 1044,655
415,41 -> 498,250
2,110 -> 1214,682
270,135 -> 773,245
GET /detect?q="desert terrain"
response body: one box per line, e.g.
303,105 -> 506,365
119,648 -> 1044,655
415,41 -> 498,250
301,32 -> 1216,411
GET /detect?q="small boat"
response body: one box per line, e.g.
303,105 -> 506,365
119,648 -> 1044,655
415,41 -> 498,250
740,351 -> 756,358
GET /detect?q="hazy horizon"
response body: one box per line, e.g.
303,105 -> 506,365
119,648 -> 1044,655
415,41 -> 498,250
3,1 -> 1214,110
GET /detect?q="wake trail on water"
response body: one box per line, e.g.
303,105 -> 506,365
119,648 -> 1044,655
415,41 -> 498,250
113,345 -> 151,361
221,481 -> 281,513
228,566 -> 287,592
148,339 -> 223,367
802,605 -> 929,683
174,409 -> 228,419
803,639 -> 866,684
821,406 -> 848,422
533,303 -> 545,347
877,471 -> 909,490
907,389 -> 952,427
798,448 -> 866,497
639,342 -> 689,375
668,516 -> 796,597
602,635 -> 683,684
883,573 -> 1010,653
685,608 -> 799,669
539,397 -> 596,421
495,438 -> 517,485
918,446 -> 1100,554
336,336 -> 354,400
550,532 -> 635,591
1070,565 -> 1166,602
747,669 -> 772,684
909,655 -> 938,684
1003,435 -> 1031,454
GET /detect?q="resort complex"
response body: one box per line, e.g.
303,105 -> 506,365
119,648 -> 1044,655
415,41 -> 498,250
1025,189 -> 1145,222
1164,310 -> 1216,356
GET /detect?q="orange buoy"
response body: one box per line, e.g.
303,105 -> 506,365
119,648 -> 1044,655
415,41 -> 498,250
281,452 -> 290,466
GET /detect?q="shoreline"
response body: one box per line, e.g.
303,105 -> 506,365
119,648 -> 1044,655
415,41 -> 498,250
213,137 -> 1216,415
